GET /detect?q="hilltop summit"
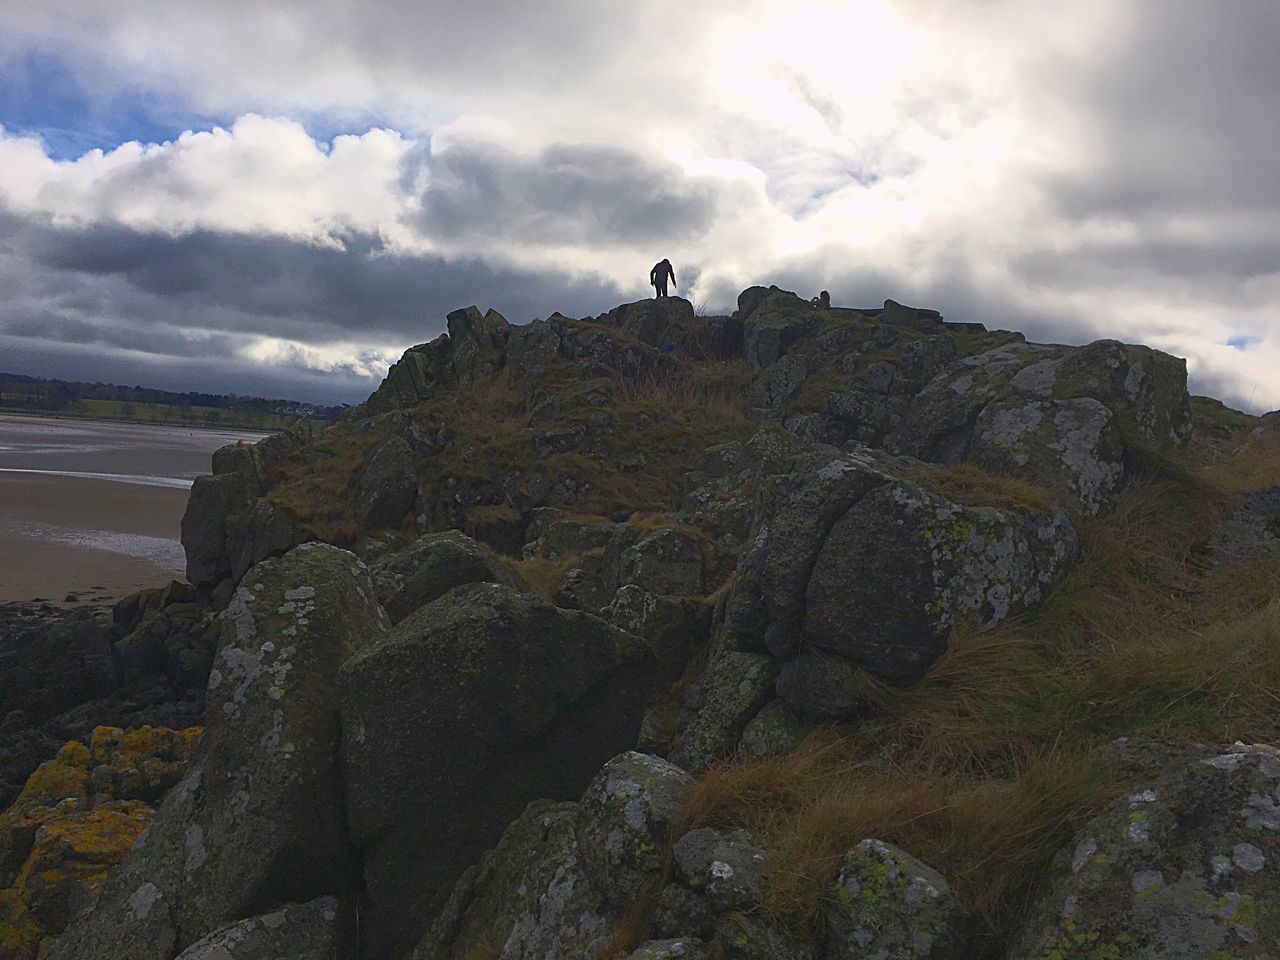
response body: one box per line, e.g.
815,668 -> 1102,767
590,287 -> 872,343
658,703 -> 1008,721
7,284 -> 1280,960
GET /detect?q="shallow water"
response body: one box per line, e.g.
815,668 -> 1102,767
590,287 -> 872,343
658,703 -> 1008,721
0,414 -> 271,603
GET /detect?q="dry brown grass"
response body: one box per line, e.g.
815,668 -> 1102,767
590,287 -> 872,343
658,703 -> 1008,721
264,419 -> 390,544
663,433 -> 1280,955
915,462 -> 1058,513
503,548 -> 603,601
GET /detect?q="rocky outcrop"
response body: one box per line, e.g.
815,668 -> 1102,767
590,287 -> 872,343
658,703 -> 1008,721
47,544 -> 387,960
338,584 -> 659,958
719,425 -> 1077,717
0,599 -> 209,812
36,283 -> 1214,960
1011,742 -> 1280,960
885,338 -> 1192,513
370,529 -> 525,623
182,429 -> 311,590
0,727 -> 201,960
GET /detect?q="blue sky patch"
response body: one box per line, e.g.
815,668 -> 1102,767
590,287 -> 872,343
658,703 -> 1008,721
0,49 -> 229,159
1225,334 -> 1263,351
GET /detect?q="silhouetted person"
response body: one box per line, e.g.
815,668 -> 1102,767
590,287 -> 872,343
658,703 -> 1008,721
650,259 -> 677,298
810,290 -> 831,309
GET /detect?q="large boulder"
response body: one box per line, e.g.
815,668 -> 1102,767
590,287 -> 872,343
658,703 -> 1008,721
669,653 -> 777,773
1209,486 -> 1280,564
415,753 -> 692,960
886,339 -> 1192,496
47,544 -> 388,960
599,297 -> 696,347
413,800 -> 581,960
738,287 -> 821,368
362,336 -> 455,416
969,397 -> 1125,515
798,480 -> 1077,685
447,306 -> 511,389
716,426 -> 1076,716
1010,742 -> 1280,960
354,436 -> 419,530
370,529 -> 525,623
338,585 -> 660,959
171,896 -> 354,960
824,839 -> 968,959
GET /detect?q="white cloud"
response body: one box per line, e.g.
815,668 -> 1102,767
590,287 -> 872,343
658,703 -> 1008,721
0,0 -> 1277,410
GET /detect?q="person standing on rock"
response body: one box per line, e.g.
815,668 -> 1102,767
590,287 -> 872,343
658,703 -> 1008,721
650,258 -> 677,298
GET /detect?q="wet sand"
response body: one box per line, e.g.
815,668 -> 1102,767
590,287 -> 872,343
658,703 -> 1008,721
0,414 -> 270,603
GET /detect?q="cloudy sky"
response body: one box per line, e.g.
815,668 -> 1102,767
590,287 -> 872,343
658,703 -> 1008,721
0,1 -> 1276,409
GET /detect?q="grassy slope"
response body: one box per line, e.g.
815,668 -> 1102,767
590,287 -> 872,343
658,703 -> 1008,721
666,421 -> 1280,955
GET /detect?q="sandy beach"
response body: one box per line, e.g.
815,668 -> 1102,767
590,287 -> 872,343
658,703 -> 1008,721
0,414 -> 270,603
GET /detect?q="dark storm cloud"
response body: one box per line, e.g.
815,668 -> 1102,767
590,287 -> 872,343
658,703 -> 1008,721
0,208 -> 634,402
2,212 -> 629,342
413,142 -> 726,245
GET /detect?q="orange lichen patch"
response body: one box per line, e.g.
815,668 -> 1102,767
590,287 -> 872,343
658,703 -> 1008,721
0,727 -> 201,960
0,888 -> 43,960
89,725 -> 203,767
1,802 -> 154,959
8,760 -> 88,817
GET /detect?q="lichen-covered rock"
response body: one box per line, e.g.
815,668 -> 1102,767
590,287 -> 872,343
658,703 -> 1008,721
447,305 -> 511,389
752,354 -> 809,412
355,436 -> 419,530
362,336 -> 455,415
717,426 -> 905,657
421,754 -> 689,960
171,896 -> 354,960
798,480 -> 1077,687
607,586 -> 710,678
715,915 -> 817,960
413,800 -> 580,960
625,939 -> 708,960
970,398 -> 1125,514
885,340 -> 1056,463
824,838 -> 967,960
618,528 -> 707,597
600,296 -> 696,347
739,287 -> 822,368
522,510 -> 616,560
672,827 -> 769,914
47,543 -> 388,960
1010,742 -> 1280,960
0,727 -> 202,960
576,753 -> 694,905
670,653 -> 777,773
738,700 -> 810,760
338,584 -> 658,959
182,437 -> 308,589
371,529 -> 525,623
887,338 -> 1191,485
499,852 -> 614,960
1209,486 -> 1280,565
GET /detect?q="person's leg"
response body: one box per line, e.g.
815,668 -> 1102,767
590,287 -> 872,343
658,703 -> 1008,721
657,279 -> 667,297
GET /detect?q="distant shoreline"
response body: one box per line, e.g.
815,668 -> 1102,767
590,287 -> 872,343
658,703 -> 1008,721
0,407 -> 287,435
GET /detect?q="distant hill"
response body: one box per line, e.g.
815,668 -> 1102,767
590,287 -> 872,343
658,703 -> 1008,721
0,371 -> 345,430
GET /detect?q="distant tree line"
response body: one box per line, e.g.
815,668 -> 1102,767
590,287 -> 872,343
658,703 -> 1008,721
0,372 -> 345,421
